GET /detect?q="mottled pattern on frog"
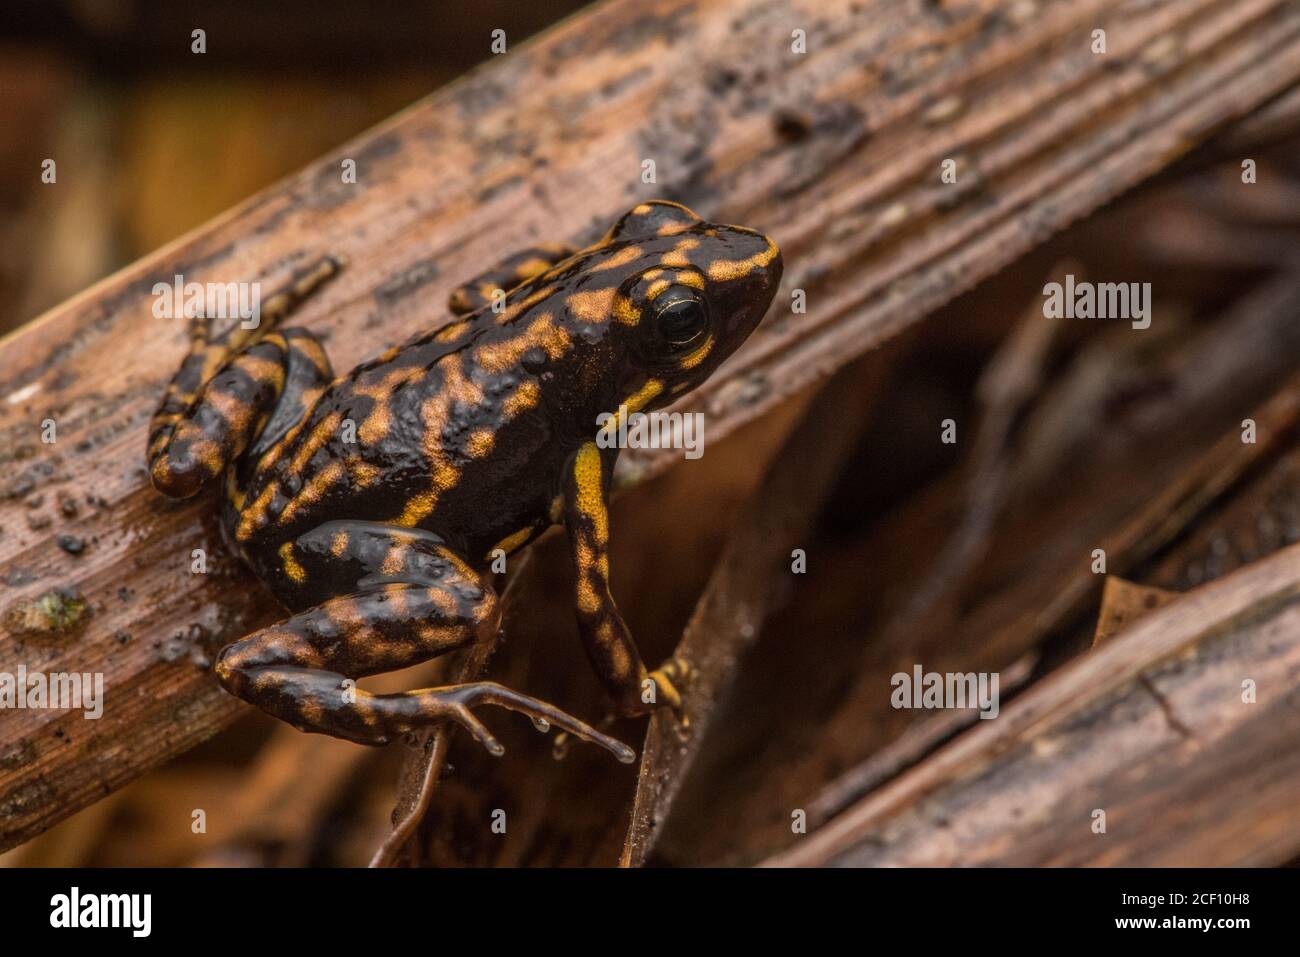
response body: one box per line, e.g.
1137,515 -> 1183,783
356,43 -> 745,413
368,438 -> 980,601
147,201 -> 782,761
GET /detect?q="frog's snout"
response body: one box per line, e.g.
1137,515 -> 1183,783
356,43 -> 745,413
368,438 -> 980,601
754,230 -> 783,292
710,224 -> 783,342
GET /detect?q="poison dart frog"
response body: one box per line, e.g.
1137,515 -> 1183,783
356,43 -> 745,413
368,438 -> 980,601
147,200 -> 782,763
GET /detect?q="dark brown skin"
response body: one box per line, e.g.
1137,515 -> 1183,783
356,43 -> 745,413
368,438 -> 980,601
146,200 -> 782,762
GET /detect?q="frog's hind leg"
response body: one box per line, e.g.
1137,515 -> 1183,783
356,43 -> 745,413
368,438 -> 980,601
448,243 -> 574,315
213,522 -> 634,762
148,257 -> 342,498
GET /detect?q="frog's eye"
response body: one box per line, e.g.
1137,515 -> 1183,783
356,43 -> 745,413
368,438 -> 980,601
653,292 -> 708,348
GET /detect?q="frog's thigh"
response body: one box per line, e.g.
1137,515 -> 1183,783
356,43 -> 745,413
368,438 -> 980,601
214,531 -> 499,744
447,242 -> 575,315
214,523 -> 634,759
216,579 -> 495,687
225,523 -> 497,682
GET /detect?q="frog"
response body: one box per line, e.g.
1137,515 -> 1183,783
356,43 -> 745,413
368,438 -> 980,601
146,200 -> 782,764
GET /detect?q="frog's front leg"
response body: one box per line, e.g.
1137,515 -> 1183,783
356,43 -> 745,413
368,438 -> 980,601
213,521 -> 635,762
563,442 -> 688,718
447,242 -> 574,315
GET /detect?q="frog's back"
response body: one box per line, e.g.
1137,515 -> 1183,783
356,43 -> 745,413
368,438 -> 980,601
226,317 -> 571,565
223,201 -> 782,571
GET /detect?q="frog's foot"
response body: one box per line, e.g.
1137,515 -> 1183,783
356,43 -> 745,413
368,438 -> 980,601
648,658 -> 693,743
551,712 -> 617,762
448,243 -> 574,315
218,657 -> 635,763
391,681 -> 635,763
552,657 -> 692,761
646,657 -> 690,718
614,656 -> 690,719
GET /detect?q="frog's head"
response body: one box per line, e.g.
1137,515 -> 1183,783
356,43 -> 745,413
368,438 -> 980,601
581,200 -> 783,409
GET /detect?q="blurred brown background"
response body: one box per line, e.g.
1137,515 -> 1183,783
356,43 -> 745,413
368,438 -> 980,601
0,0 -> 589,334
3,0 -> 1299,868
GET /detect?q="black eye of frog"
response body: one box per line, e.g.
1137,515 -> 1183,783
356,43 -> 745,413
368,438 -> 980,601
654,294 -> 708,347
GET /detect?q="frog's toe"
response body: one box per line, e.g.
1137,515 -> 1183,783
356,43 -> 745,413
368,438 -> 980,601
649,657 -> 690,713
614,657 -> 690,718
442,702 -> 505,757
406,681 -> 636,764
